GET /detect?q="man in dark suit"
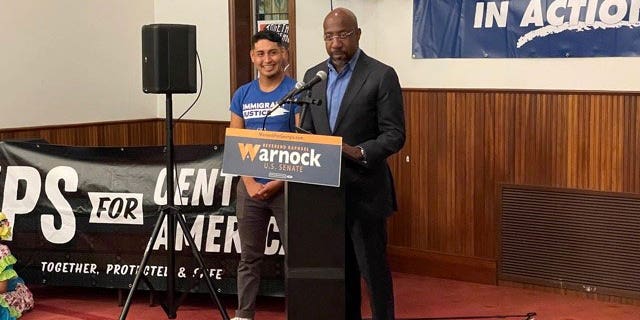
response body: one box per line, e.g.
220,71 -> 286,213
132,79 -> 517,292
301,7 -> 405,320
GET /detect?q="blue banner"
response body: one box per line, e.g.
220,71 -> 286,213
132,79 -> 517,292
413,0 -> 640,58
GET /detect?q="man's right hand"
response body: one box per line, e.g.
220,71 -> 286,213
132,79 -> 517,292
242,177 -> 264,199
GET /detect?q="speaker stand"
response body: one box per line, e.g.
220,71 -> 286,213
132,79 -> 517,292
118,94 -> 229,320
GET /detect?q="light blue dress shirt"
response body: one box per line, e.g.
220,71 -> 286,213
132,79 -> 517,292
326,49 -> 361,132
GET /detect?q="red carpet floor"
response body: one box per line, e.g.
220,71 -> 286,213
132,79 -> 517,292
20,273 -> 640,320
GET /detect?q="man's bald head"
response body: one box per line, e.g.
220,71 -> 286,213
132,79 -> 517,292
323,7 -> 361,72
323,7 -> 358,30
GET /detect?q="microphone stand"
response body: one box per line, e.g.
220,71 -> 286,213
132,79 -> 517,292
293,93 -> 322,134
119,93 -> 229,320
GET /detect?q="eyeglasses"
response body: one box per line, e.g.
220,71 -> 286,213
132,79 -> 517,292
323,29 -> 356,42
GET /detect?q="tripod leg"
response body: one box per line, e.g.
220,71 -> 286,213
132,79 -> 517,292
175,213 -> 230,320
119,210 -> 167,320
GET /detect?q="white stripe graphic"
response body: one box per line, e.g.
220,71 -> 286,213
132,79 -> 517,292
517,21 -> 640,49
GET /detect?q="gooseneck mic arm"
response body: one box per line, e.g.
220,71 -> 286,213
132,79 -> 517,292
261,81 -> 304,130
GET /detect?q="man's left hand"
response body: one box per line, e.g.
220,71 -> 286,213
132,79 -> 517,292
342,143 -> 364,162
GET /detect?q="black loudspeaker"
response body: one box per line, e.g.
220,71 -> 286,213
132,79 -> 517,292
142,24 -> 197,94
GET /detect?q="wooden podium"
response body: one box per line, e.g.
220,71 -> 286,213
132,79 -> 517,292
285,182 -> 345,320
222,128 -> 344,319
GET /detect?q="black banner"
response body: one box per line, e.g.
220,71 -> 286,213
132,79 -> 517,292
0,141 -> 284,296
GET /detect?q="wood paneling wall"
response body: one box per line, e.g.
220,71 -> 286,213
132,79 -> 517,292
0,119 -> 229,147
2,89 -> 638,286
388,89 -> 640,284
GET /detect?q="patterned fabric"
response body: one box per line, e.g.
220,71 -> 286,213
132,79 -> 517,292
0,244 -> 33,319
0,213 -> 11,241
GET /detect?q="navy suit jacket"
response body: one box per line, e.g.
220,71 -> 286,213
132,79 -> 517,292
301,51 -> 405,219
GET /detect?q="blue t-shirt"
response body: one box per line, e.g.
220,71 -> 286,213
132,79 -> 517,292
230,76 -> 298,131
230,76 -> 298,184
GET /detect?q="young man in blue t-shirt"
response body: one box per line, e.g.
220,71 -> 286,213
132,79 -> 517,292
229,30 -> 297,320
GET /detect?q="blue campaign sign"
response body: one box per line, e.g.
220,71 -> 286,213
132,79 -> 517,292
222,128 -> 343,187
413,0 -> 640,58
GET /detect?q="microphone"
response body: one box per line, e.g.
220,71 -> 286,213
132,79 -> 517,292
297,70 -> 327,94
275,81 -> 305,107
273,70 -> 326,108
263,71 -> 328,128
